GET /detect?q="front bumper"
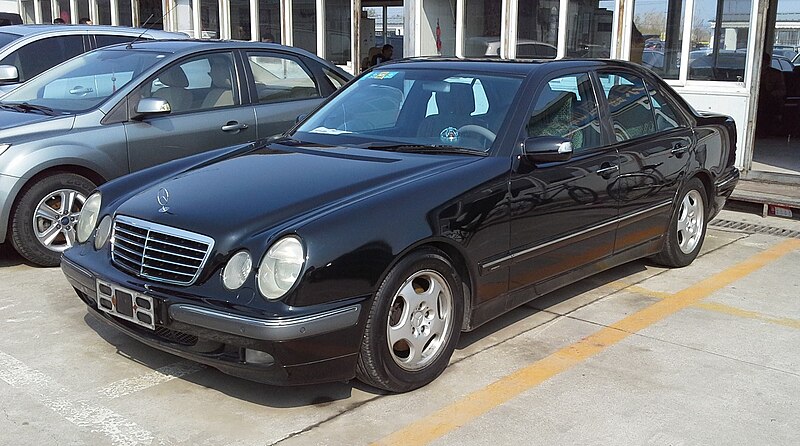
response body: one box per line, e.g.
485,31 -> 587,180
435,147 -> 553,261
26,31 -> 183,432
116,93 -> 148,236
61,254 -> 367,385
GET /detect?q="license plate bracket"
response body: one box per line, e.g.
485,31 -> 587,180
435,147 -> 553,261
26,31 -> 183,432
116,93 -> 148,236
96,280 -> 156,330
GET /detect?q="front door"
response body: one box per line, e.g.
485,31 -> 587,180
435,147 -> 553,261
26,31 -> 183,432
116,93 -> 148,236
508,72 -> 619,291
124,51 -> 257,173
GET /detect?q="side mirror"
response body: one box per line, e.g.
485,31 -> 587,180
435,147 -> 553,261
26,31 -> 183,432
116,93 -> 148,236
135,97 -> 171,117
0,65 -> 19,84
296,113 -> 308,124
522,136 -> 573,163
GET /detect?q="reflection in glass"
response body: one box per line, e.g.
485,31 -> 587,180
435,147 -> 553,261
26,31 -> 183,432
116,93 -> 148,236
689,0 -> 753,81
422,1 -> 456,56
325,0 -> 351,65
41,1 -> 53,24
231,0 -> 252,40
76,0 -> 90,22
293,0 -> 317,54
20,0 -> 34,23
259,0 -> 281,43
200,0 -> 220,38
463,0 -> 502,58
517,0 -> 559,59
567,0 -> 615,58
632,0 -> 685,79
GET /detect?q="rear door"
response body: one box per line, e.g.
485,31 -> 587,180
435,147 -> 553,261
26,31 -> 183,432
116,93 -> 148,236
124,50 -> 257,172
243,50 -> 328,138
596,70 -> 692,254
508,71 -> 619,290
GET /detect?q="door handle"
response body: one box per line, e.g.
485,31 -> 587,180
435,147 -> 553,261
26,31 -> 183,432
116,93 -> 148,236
221,121 -> 249,132
671,143 -> 689,157
596,164 -> 619,178
68,86 -> 94,95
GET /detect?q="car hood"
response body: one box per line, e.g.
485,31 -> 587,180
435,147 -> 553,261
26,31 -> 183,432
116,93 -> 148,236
0,108 -> 73,139
113,142 -> 480,244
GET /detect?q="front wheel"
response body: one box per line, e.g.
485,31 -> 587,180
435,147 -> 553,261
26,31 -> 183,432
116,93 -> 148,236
356,248 -> 464,392
652,177 -> 707,268
10,173 -> 96,266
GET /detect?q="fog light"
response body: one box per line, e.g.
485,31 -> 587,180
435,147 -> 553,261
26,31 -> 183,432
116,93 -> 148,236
244,348 -> 275,365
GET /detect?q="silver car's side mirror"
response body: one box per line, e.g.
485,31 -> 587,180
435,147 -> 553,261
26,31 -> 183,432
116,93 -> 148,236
0,65 -> 19,83
135,97 -> 171,116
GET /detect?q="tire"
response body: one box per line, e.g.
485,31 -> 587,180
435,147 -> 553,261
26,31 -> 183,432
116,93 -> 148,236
356,248 -> 464,392
10,173 -> 96,267
652,177 -> 707,268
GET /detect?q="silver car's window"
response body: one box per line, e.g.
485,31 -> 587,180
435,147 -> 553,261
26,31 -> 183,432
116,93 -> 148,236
295,69 -> 524,152
246,52 -> 320,103
2,49 -> 169,113
0,31 -> 20,48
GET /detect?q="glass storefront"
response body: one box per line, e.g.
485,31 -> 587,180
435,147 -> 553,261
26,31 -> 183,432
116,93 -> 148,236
325,0 -> 351,64
201,0 -> 220,38
517,0 -> 559,59
97,0 -> 112,25
632,0 -> 685,79
567,0 -> 615,58
118,0 -> 133,27
463,0 -> 502,58
689,0 -> 753,81
56,0 -> 71,23
422,0 -> 456,56
292,0 -> 317,54
231,0 -> 252,40
259,0 -> 282,43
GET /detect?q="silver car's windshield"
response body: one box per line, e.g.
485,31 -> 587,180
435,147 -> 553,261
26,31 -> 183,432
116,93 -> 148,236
1,48 -> 169,113
294,68 -> 524,153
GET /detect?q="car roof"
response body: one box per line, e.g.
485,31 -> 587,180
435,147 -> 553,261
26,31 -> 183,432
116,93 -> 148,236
0,24 -> 184,39
375,57 -> 636,76
118,38 -> 326,59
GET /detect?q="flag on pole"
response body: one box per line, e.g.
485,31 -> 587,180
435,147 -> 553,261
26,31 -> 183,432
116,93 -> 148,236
436,19 -> 442,54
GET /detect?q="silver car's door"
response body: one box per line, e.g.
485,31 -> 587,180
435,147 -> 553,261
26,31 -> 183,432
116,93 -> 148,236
242,50 -> 327,138
123,51 -> 257,172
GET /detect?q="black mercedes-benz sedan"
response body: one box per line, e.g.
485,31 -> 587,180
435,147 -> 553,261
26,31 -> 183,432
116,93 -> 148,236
61,58 -> 739,392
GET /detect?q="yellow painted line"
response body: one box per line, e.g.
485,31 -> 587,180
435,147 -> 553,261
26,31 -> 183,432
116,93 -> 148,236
373,238 -> 800,446
695,301 -> 800,330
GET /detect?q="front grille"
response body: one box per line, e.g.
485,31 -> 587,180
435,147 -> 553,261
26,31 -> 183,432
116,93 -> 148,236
111,216 -> 214,286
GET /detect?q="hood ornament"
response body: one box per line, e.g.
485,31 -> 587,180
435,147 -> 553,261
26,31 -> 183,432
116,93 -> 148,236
157,188 -> 170,213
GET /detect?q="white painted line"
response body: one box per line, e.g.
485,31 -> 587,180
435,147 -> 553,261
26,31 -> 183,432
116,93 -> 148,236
97,360 -> 206,399
0,351 -> 169,446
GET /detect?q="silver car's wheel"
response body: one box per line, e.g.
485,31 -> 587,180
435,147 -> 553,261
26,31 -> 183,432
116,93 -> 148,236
677,189 -> 704,254
10,173 -> 96,266
386,270 -> 454,371
357,248 -> 463,392
33,188 -> 86,253
652,177 -> 707,268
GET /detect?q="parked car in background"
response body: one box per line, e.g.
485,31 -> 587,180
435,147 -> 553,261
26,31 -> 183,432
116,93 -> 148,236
0,40 -> 351,266
62,59 -> 738,392
0,13 -> 22,26
466,37 -> 557,59
0,25 -> 186,94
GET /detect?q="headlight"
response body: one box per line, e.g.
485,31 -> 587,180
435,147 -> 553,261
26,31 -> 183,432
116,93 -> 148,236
222,251 -> 252,290
0,143 -> 10,157
94,215 -> 112,250
76,193 -> 101,244
257,236 -> 305,300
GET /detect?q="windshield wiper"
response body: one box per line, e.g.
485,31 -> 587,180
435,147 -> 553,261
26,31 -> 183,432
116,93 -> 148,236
0,102 -> 57,116
359,143 -> 488,156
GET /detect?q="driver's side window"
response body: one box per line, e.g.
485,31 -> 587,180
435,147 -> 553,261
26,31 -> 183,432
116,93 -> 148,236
526,73 -> 602,152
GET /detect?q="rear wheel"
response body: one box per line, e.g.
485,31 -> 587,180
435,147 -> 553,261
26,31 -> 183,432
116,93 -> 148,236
356,248 -> 463,392
10,173 -> 96,266
652,177 -> 707,267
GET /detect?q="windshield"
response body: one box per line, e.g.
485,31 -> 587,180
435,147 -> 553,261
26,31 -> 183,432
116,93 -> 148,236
294,68 -> 524,153
1,48 -> 169,113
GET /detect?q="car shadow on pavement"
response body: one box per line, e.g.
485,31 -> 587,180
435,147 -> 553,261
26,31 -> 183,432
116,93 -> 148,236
456,260 -> 653,350
0,243 -> 25,267
82,311 -> 380,407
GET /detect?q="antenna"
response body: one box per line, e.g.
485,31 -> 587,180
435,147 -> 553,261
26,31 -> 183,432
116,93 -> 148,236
126,1 -> 179,49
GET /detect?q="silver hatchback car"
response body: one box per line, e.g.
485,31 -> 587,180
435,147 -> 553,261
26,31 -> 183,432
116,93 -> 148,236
0,25 -> 186,94
0,40 -> 351,266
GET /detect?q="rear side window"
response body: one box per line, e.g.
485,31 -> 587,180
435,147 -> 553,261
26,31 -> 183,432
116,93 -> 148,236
95,34 -> 141,48
598,72 -> 657,142
527,73 -> 602,152
0,35 -> 85,82
645,80 -> 682,132
246,52 -> 320,103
